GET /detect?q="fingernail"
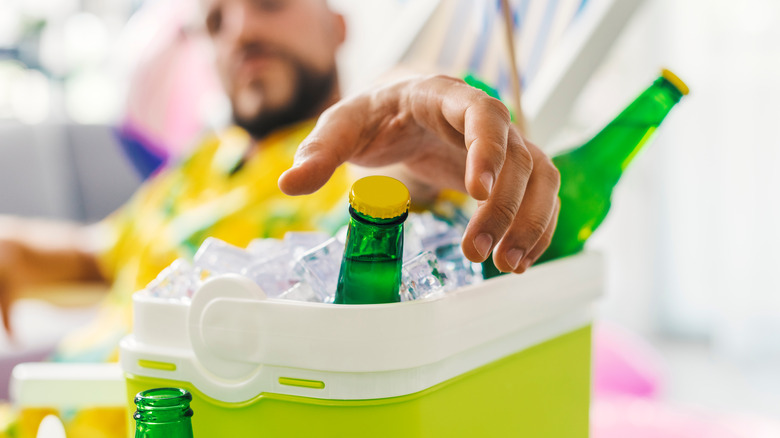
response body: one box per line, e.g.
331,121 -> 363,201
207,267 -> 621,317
474,233 -> 493,259
506,248 -> 524,271
479,172 -> 494,196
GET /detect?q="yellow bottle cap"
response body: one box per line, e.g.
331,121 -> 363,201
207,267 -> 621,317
661,68 -> 689,96
349,176 -> 410,219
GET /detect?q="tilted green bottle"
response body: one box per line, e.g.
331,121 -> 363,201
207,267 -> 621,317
334,176 -> 410,304
134,388 -> 195,438
483,69 -> 689,278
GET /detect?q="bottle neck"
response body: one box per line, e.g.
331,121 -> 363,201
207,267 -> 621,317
335,206 -> 407,304
572,77 -> 683,185
134,388 -> 194,437
349,207 -> 408,227
344,207 -> 406,259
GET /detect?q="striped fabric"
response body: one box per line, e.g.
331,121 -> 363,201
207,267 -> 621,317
402,0 -> 588,99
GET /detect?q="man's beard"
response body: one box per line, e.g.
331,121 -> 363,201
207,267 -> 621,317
233,60 -> 337,140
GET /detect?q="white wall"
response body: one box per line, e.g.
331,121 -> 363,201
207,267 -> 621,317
563,0 -> 780,364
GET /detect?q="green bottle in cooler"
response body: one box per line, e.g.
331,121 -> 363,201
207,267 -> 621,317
483,69 -> 689,278
334,176 -> 410,304
134,388 -> 195,438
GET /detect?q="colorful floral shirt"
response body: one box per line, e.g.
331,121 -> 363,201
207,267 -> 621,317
55,120 -> 353,361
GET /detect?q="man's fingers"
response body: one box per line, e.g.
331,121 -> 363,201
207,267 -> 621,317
461,99 -> 510,201
522,197 -> 561,271
278,101 -> 367,195
461,129 -> 534,262
278,141 -> 345,195
491,145 -> 560,272
424,76 -> 513,201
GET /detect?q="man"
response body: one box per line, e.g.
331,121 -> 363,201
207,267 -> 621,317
0,0 -> 559,360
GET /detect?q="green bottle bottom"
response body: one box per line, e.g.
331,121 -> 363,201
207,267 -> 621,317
335,255 -> 401,304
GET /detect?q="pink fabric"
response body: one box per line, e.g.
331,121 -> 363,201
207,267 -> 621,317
593,322 -> 664,399
591,325 -> 780,437
123,0 -> 221,160
593,397 -> 780,438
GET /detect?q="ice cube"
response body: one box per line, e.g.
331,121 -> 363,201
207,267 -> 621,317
435,242 -> 483,290
146,258 -> 200,299
246,237 -> 286,258
407,212 -> 453,247
406,212 -> 463,256
401,251 -> 449,301
292,237 -> 344,302
431,199 -> 471,231
241,255 -> 300,298
405,212 -> 482,290
277,281 -> 330,303
283,231 -> 331,259
403,220 -> 424,260
335,225 -> 349,244
242,233 -> 335,298
193,237 -> 254,277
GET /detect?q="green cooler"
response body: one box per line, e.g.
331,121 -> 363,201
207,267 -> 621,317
120,252 -> 603,437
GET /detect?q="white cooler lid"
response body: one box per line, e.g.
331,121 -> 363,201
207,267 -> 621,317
121,251 -> 603,402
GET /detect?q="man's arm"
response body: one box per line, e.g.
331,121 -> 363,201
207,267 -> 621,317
0,216 -> 108,333
278,74 -> 560,275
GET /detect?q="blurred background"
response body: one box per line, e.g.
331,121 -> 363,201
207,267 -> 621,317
0,0 -> 779,432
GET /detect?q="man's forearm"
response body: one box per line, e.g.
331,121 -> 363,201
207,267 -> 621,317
0,216 -> 108,287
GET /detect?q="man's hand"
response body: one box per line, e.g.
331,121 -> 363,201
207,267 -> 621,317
278,75 -> 560,274
0,217 -> 108,335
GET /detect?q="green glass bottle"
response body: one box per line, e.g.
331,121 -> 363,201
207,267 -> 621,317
134,388 -> 195,438
483,69 -> 689,277
334,176 -> 410,304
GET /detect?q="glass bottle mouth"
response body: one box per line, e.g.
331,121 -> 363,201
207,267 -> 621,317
134,388 -> 193,422
135,388 -> 192,408
660,68 -> 689,95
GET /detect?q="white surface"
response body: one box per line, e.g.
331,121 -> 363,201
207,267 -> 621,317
648,0 -> 780,361
650,336 -> 780,422
0,298 -> 101,400
121,251 -> 603,402
10,362 -> 125,407
36,415 -> 66,438
0,299 -> 99,352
